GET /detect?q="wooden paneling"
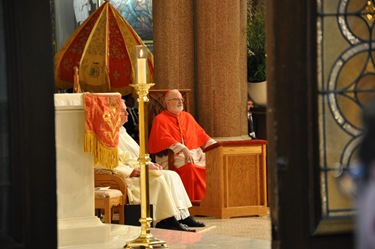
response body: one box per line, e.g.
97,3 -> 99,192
189,140 -> 268,219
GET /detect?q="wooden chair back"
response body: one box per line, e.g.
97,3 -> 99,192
94,169 -> 127,224
94,169 -> 127,204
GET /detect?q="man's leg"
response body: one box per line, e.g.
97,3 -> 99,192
148,174 -> 196,231
174,163 -> 206,201
160,170 -> 205,227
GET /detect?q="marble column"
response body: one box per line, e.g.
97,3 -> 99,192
55,93 -> 110,248
153,0 -> 248,137
195,0 -> 248,137
153,0 -> 195,115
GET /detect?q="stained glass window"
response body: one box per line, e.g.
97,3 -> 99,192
317,0 -> 375,222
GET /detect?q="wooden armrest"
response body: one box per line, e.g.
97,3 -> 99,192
155,149 -> 169,158
152,149 -> 175,170
167,149 -> 175,170
203,143 -> 220,152
203,139 -> 268,152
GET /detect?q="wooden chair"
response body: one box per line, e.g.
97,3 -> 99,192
147,89 -> 191,170
94,169 -> 127,224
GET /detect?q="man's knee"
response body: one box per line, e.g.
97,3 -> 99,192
182,163 -> 196,170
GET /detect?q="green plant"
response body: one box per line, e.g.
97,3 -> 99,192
247,2 -> 266,82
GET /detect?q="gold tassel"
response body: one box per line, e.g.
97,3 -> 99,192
84,132 -> 119,169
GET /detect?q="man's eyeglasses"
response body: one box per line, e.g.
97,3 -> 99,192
167,98 -> 185,103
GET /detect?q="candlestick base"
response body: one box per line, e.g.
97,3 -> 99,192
124,226 -> 168,249
124,216 -> 168,248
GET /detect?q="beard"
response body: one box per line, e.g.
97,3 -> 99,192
167,103 -> 184,114
173,105 -> 183,113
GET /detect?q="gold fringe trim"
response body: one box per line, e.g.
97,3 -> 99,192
84,132 -> 119,169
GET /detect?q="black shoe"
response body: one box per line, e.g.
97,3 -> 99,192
156,217 -> 196,232
179,216 -> 206,227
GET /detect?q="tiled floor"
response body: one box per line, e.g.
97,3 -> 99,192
63,224 -> 271,249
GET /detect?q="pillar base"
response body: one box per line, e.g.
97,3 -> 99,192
58,216 -> 110,248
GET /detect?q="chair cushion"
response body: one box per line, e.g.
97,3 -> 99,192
95,168 -> 119,176
95,188 -> 123,199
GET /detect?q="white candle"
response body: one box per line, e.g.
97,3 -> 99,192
136,47 -> 147,84
137,58 -> 147,84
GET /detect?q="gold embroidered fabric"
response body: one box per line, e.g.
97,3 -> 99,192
54,1 -> 154,96
83,93 -> 122,169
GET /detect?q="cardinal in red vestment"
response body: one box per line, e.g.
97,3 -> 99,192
148,89 -> 217,201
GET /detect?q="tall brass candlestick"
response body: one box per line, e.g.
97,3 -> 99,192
125,46 -> 167,249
